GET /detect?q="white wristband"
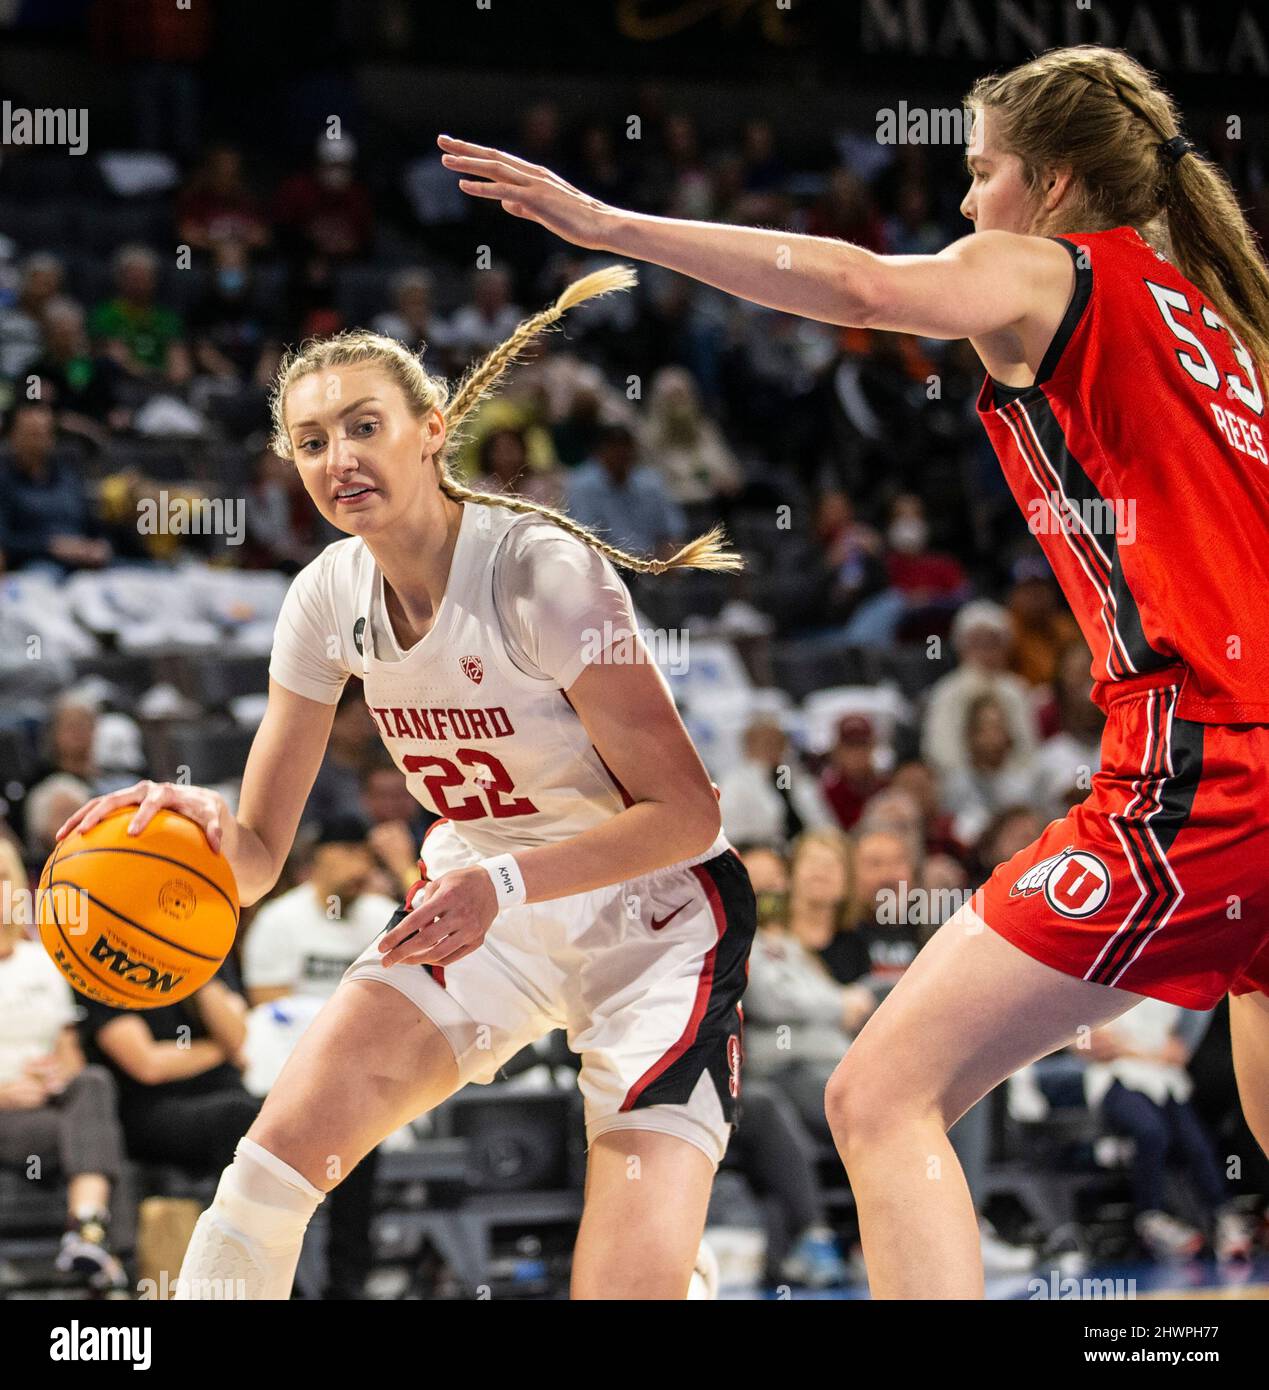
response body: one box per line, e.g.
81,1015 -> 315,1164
479,853 -> 527,910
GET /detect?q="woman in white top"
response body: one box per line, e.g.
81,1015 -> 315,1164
58,268 -> 756,1300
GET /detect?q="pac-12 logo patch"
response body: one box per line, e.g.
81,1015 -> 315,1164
1011,846 -> 1111,919
353,616 -> 366,657
459,654 -> 484,684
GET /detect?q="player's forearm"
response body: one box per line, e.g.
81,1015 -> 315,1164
218,815 -> 284,907
605,207 -> 880,327
516,797 -> 721,903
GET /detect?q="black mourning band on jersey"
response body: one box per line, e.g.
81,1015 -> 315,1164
1160,134 -> 1195,165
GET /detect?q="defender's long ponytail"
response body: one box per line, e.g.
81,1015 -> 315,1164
968,45 -> 1269,376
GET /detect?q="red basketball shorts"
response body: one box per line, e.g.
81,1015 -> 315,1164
978,683 -> 1269,1010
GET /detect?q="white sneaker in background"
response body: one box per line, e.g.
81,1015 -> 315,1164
979,1221 -> 1036,1274
1135,1210 -> 1204,1261
1215,1209 -> 1252,1263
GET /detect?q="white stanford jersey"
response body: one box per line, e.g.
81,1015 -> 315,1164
271,501 -> 727,863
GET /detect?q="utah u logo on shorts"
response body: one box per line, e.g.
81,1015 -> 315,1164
1011,846 -> 1111,919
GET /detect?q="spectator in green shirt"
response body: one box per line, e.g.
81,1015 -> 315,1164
88,244 -> 191,387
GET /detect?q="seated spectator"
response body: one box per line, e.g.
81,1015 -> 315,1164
547,370 -> 607,469
921,598 -> 1039,780
884,179 -> 944,256
637,366 -> 742,505
24,776 -> 90,870
88,244 -> 191,387
883,492 -> 968,606
274,132 -> 373,263
447,267 -> 524,363
470,426 -> 563,510
843,493 -> 969,646
371,268 -> 453,366
1085,1000 -> 1251,1263
718,715 -> 832,849
176,143 -> 270,252
746,881 -> 875,1141
887,759 -> 965,861
806,167 -> 887,251
822,828 -> 923,991
0,252 -> 65,380
243,447 -> 337,572
815,489 -> 885,621
572,121 -> 631,207
92,712 -> 147,795
243,816 -> 397,1011
973,804 -> 1046,882
941,693 -> 1042,846
0,839 -> 128,1291
855,786 -> 925,865
820,713 -> 888,832
1007,562 -> 1082,687
76,962 -> 259,1179
303,685 -> 379,827
1033,638 -> 1105,816
0,402 -> 112,575
188,238 -> 281,386
738,116 -> 786,195
285,252 -> 345,341
640,111 -> 715,220
30,297 -> 127,443
566,423 -> 686,560
20,693 -> 100,806
96,471 -> 215,564
360,755 -> 436,896
778,827 -> 860,985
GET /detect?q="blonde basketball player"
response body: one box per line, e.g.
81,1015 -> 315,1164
439,44 -> 1269,1298
56,267 -> 756,1300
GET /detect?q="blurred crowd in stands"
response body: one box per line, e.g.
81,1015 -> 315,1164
2,85 -> 1269,1295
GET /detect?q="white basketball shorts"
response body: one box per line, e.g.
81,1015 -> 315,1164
342,820 -> 756,1167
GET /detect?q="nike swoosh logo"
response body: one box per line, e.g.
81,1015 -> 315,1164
650,902 -> 689,931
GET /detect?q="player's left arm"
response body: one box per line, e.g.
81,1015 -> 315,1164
438,135 -> 1071,341
377,657 -> 721,969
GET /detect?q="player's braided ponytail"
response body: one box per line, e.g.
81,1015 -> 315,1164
270,267 -> 741,576
968,45 -> 1269,376
436,266 -> 740,575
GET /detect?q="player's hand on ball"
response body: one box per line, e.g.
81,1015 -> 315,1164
55,780 -> 231,853
439,134 -> 616,249
378,867 -> 499,969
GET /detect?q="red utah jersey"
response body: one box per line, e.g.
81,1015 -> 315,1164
978,225 -> 1269,723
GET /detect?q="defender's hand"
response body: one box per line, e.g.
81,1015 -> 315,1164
439,134 -> 618,250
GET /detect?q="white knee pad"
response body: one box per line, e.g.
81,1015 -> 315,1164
174,1135 -> 326,1301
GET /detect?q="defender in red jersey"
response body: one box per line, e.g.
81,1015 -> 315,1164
445,42 -> 1269,1297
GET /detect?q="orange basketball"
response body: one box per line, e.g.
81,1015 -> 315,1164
37,806 -> 239,1010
